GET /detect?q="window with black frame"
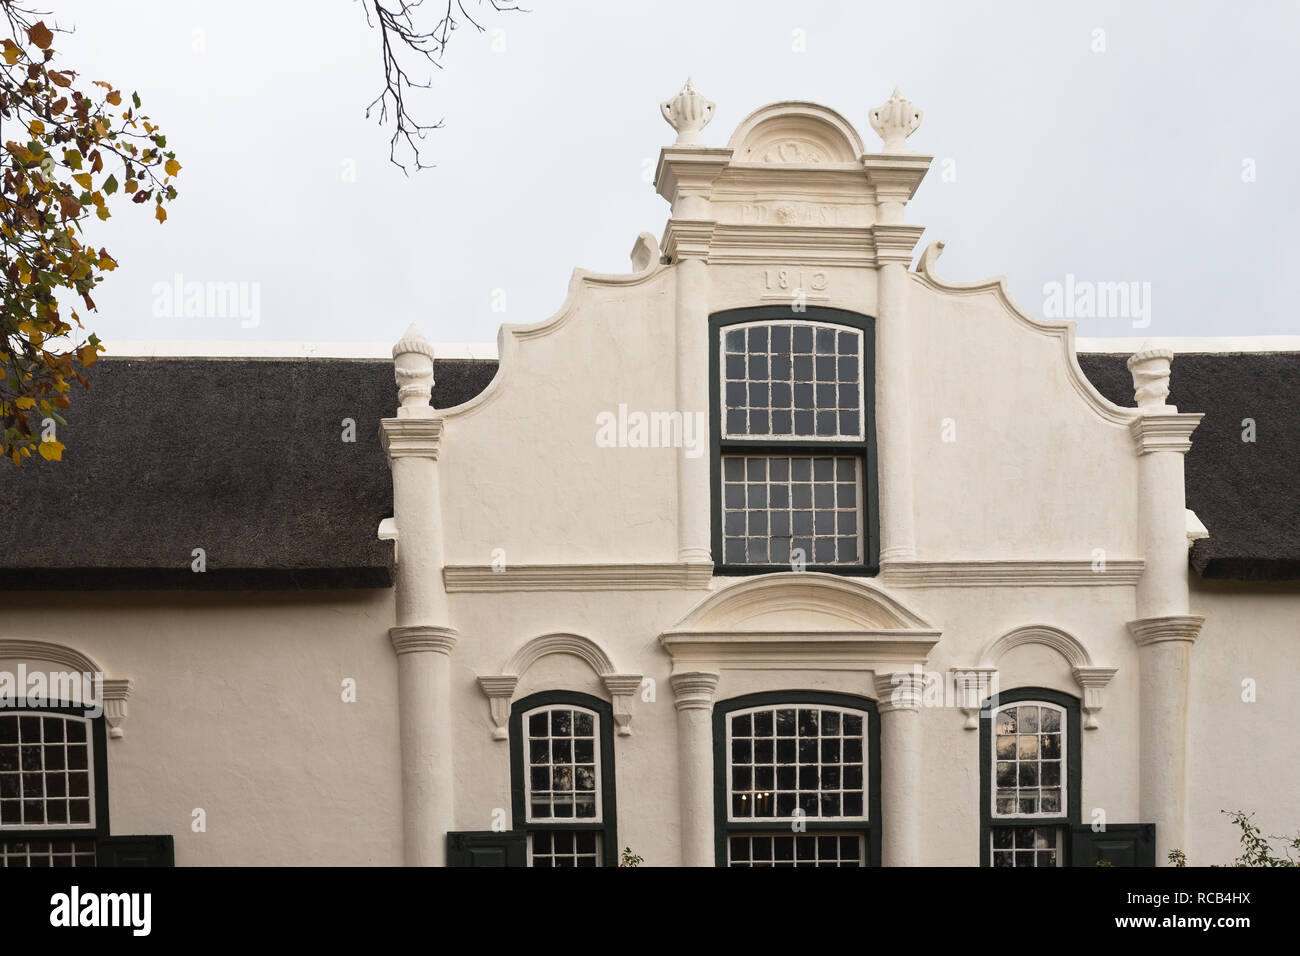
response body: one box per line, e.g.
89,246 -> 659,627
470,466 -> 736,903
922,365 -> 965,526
710,307 -> 878,575
979,687 -> 1082,867
509,691 -> 618,867
0,703 -> 108,867
713,691 -> 881,867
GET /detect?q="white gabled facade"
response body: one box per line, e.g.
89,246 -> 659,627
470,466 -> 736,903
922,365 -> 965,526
3,84 -> 1296,869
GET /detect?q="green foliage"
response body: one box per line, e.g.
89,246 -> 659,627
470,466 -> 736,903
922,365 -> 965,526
619,846 -> 643,868
1,1 -> 178,463
1168,810 -> 1299,867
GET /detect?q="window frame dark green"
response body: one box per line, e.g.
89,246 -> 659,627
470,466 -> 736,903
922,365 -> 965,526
508,690 -> 618,867
978,686 -> 1083,867
0,698 -> 111,854
709,306 -> 880,577
712,690 -> 882,867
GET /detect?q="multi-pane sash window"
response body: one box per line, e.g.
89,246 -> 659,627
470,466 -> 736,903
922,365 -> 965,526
711,308 -> 877,573
510,692 -> 617,867
714,692 -> 880,867
0,706 -> 106,868
980,689 -> 1081,867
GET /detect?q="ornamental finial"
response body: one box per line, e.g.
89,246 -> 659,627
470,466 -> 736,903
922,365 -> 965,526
869,88 -> 923,153
1126,340 -> 1176,410
660,77 -> 715,146
392,323 -> 436,418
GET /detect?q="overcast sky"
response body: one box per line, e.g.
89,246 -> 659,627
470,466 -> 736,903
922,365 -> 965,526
48,0 -> 1300,347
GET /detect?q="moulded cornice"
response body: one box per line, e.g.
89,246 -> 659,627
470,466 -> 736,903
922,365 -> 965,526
870,223 -> 927,265
880,559 -> 1144,588
659,630 -> 942,674
1127,615 -> 1205,647
861,153 -> 933,203
654,147 -> 733,208
380,417 -> 444,460
704,223 -> 875,267
911,239 -> 1138,428
443,562 -> 714,592
1129,413 -> 1203,456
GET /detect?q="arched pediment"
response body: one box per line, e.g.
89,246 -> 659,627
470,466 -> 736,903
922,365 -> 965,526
675,573 -> 935,632
502,632 -> 618,677
977,624 -> 1092,669
727,101 -> 864,166
478,633 -> 642,739
0,638 -> 134,738
660,574 -> 941,676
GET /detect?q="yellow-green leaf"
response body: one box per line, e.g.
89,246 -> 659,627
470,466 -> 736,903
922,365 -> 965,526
155,204 -> 166,223
164,158 -> 181,177
38,439 -> 65,462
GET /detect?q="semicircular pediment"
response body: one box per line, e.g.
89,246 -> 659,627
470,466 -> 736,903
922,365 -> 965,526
672,573 -> 935,633
727,102 -> 865,166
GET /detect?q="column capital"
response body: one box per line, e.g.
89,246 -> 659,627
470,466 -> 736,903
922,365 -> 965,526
389,624 -> 458,656
381,417 -> 444,461
874,668 -> 924,713
661,218 -> 716,261
1127,615 -> 1205,648
1129,412 -> 1203,456
870,224 -> 927,266
477,675 -> 519,741
670,670 -> 719,711
1072,665 -> 1119,729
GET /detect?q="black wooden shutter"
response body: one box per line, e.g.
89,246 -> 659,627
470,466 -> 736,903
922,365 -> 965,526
96,835 -> 175,867
1069,824 -> 1156,866
446,830 -> 527,867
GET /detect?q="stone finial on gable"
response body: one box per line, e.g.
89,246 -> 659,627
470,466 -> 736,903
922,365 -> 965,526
660,77 -> 715,146
1126,341 -> 1176,410
869,88 -> 923,153
392,323 -> 436,418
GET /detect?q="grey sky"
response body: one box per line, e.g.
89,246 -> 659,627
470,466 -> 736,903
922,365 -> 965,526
51,0 -> 1300,345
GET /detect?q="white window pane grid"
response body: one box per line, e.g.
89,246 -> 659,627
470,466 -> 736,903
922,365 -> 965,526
728,833 -> 864,867
0,838 -> 96,867
722,455 -> 862,565
721,322 -> 864,440
991,826 -> 1063,867
528,830 -> 601,868
992,703 -> 1064,818
728,706 -> 867,822
0,714 -> 94,830
524,706 -> 601,823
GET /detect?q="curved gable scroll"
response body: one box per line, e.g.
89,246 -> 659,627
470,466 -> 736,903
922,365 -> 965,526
0,639 -> 135,739
914,239 -> 1138,428
477,633 -> 642,741
659,573 -> 941,678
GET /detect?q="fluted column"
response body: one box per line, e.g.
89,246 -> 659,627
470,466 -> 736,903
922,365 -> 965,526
670,671 -> 719,866
875,669 -> 923,866
383,324 -> 458,866
1125,345 -> 1203,866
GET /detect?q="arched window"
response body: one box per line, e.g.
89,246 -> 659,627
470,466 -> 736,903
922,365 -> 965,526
710,307 -> 878,574
0,703 -> 108,867
979,687 -> 1082,867
509,692 -> 617,867
713,691 -> 881,867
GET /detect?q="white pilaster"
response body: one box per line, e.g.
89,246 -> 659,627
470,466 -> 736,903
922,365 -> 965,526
875,669 -> 923,866
383,324 -> 458,866
1125,345 -> 1204,865
670,671 -> 720,866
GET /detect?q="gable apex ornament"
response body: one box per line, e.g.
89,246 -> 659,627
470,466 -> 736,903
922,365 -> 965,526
1126,340 -> 1176,410
869,88 -> 923,153
660,77 -> 715,146
392,323 -> 436,418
